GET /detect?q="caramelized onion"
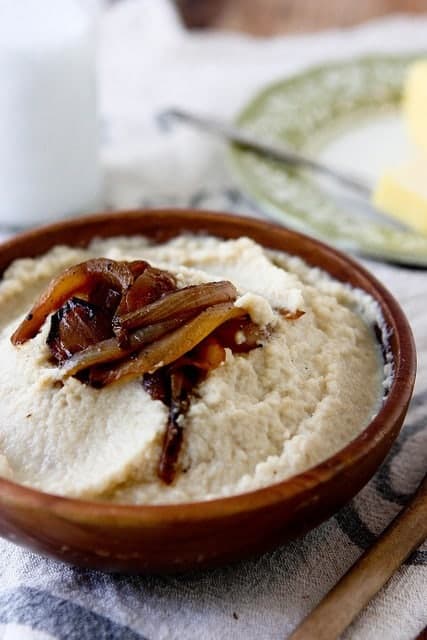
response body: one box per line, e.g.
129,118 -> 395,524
142,369 -> 169,403
189,336 -> 227,371
213,316 -> 267,352
128,260 -> 149,277
47,297 -> 113,364
114,281 -> 237,335
158,370 -> 189,484
116,267 -> 176,316
158,414 -> 184,485
11,259 -> 135,345
279,308 -> 305,320
173,336 -> 226,371
88,284 -> 121,316
91,302 -> 245,387
61,313 -> 196,377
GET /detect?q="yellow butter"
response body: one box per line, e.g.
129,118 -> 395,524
372,60 -> 427,234
373,157 -> 427,234
403,60 -> 427,153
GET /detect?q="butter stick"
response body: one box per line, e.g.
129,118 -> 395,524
373,157 -> 427,234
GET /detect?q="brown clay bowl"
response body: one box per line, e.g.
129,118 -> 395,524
0,209 -> 416,573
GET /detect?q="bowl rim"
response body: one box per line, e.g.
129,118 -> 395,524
0,208 -> 417,524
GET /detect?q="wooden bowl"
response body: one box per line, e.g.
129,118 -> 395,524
0,209 -> 416,573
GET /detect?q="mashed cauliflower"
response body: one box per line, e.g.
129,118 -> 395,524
0,235 -> 387,504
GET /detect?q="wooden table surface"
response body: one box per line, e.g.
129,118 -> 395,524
175,0 -> 427,35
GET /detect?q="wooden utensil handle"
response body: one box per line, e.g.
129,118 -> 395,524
289,471 -> 427,640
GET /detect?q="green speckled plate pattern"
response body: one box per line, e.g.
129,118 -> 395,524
230,54 -> 427,266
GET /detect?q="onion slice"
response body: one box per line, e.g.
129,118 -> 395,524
47,297 -> 113,364
114,281 -> 237,335
11,259 -> 135,345
115,266 -> 176,316
173,336 -> 227,371
92,302 -> 245,387
61,314 -> 196,377
158,370 -> 189,485
279,308 -> 305,320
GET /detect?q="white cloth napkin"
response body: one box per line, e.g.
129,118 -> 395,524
0,3 -> 426,639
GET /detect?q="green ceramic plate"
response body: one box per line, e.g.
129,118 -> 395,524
230,54 -> 427,266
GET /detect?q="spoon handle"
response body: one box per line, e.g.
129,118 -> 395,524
288,471 -> 427,640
